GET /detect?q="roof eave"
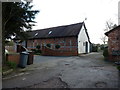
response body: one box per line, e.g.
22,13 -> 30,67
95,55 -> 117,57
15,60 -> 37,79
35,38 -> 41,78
29,35 -> 78,40
105,25 -> 120,36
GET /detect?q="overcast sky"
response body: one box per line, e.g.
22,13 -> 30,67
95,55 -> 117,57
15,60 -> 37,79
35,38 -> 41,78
31,0 -> 119,44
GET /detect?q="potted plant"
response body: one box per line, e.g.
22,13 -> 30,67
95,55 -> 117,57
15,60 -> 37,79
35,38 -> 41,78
36,45 -> 41,50
55,44 -> 61,49
46,44 -> 51,48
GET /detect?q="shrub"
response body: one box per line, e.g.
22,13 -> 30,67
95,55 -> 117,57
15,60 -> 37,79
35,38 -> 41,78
31,49 -> 36,53
117,66 -> 120,71
35,50 -> 41,53
36,45 -> 41,49
103,48 -> 109,60
31,49 -> 41,55
92,45 -> 98,52
100,45 -> 104,50
6,61 -> 17,69
46,44 -> 51,48
55,44 -> 60,49
5,40 -> 14,46
103,48 -> 109,57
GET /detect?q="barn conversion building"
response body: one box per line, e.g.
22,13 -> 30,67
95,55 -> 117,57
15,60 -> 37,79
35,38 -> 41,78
15,22 -> 91,55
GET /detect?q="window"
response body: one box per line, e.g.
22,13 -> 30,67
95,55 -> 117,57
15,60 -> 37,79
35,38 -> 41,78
35,33 -> 38,36
48,31 -> 52,34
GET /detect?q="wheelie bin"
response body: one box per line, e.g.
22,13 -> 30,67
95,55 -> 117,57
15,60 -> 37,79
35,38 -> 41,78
27,51 -> 34,65
18,51 -> 29,68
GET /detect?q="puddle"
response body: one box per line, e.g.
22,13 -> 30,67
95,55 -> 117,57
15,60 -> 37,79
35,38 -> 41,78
65,63 -> 70,65
95,82 -> 107,88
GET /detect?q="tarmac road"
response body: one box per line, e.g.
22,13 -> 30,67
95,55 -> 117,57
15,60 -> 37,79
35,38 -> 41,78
2,52 -> 119,88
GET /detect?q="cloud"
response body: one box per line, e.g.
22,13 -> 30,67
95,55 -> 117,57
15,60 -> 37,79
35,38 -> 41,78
32,0 -> 119,44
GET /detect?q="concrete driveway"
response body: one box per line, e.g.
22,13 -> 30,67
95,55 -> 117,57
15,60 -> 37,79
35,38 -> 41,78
3,52 -> 119,88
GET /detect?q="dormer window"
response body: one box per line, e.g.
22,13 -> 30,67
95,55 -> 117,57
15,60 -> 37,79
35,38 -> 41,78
48,31 -> 52,34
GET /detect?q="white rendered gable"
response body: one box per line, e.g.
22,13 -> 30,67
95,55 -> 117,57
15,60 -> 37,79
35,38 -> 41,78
78,25 -> 90,54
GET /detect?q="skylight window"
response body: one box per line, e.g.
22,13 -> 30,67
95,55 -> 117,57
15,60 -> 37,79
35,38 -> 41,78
35,33 -> 38,36
48,31 -> 52,34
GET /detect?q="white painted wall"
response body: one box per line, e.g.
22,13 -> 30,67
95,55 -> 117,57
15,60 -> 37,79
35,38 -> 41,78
78,25 -> 90,54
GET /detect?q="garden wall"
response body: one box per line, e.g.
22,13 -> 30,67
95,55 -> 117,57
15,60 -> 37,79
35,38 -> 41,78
41,46 -> 78,56
6,53 -> 20,64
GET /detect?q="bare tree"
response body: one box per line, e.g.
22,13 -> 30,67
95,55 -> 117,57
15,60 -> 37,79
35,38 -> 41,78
104,19 -> 117,32
100,35 -> 108,44
101,19 -> 117,44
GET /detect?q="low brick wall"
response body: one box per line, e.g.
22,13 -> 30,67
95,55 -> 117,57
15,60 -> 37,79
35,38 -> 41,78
41,46 -> 78,56
6,53 -> 20,64
108,55 -> 120,62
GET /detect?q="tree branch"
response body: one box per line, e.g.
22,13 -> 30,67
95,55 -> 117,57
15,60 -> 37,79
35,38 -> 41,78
3,6 -> 13,30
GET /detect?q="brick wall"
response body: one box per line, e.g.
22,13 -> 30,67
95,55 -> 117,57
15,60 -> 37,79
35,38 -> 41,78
42,46 -> 78,56
107,27 -> 120,61
108,55 -> 120,62
27,36 -> 78,51
6,53 -> 20,64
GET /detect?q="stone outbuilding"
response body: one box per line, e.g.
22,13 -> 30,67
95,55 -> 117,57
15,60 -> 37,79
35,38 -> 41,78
105,26 -> 120,61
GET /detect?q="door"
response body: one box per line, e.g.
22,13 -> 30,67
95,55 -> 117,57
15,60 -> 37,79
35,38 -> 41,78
85,42 -> 88,53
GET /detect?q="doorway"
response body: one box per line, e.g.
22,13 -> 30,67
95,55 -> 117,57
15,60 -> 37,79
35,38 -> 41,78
85,42 -> 88,53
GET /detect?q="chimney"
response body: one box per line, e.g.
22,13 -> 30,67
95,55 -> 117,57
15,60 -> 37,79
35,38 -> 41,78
118,1 -> 120,25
